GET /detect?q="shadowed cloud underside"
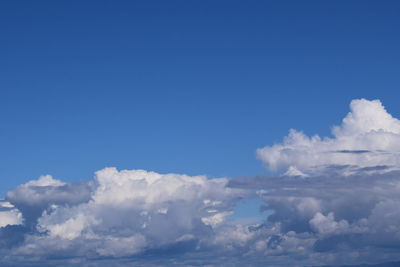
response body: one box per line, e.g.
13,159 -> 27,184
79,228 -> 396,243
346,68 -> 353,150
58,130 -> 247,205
1,99 -> 400,266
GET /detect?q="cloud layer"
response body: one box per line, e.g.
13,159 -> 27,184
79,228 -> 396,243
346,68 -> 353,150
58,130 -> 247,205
1,99 -> 400,266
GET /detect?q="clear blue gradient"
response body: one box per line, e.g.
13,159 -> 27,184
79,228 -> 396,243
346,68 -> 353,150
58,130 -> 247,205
1,0 -> 400,195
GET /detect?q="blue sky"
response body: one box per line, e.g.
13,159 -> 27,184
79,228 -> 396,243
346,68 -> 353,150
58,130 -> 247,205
2,1 -> 400,193
2,1 -> 400,266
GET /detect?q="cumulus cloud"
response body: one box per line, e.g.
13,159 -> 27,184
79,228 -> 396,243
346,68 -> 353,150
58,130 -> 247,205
227,170 -> 400,266
2,168 -> 244,263
221,99 -> 400,266
2,98 -> 400,267
0,201 -> 22,228
257,99 -> 400,175
7,175 -> 93,228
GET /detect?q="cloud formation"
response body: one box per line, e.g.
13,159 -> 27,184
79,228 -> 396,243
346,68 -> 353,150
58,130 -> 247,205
229,170 -> 400,266
0,201 -> 22,228
2,168 -> 244,264
1,99 -> 400,266
257,99 -> 400,175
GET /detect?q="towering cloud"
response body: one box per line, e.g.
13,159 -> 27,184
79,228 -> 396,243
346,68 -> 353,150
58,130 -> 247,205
257,99 -> 400,175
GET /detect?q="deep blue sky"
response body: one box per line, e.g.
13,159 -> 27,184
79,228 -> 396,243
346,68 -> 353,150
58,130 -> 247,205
1,1 -> 400,194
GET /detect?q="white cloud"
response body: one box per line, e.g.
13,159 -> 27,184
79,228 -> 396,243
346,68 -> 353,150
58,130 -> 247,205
2,98 -> 400,267
6,176 -> 93,227
309,212 -> 350,236
24,175 -> 65,187
0,209 -> 22,228
257,99 -> 400,175
7,168 -> 243,259
0,200 -> 23,227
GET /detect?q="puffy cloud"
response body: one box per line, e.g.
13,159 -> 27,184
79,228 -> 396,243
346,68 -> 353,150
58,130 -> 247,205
0,210 -> 22,228
6,175 -> 93,228
257,99 -> 400,175
0,201 -> 22,228
24,175 -> 66,187
227,168 -> 400,266
309,212 -> 350,236
2,99 -> 400,267
3,168 -> 243,262
211,99 -> 400,266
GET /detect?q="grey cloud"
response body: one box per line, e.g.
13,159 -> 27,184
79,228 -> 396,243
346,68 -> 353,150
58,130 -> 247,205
0,168 -> 245,265
226,170 -> 400,265
6,179 -> 93,228
2,99 -> 400,266
2,169 -> 400,266
333,150 -> 371,154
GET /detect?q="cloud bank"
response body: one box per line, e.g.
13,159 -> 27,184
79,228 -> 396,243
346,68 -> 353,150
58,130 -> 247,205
1,99 -> 400,266
3,168 -> 244,262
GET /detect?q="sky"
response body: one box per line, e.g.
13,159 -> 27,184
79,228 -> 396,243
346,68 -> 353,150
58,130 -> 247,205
1,1 -> 400,266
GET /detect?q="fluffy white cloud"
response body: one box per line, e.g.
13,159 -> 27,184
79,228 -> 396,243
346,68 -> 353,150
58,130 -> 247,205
6,168 -> 243,260
24,175 -> 66,187
257,99 -> 400,175
6,175 -> 93,228
0,201 -> 22,228
309,212 -> 350,236
2,99 -> 400,267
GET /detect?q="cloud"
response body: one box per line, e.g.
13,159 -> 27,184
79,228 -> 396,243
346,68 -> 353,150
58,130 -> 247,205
227,170 -> 400,266
0,201 -> 22,228
257,99 -> 400,175
2,168 -> 244,263
5,169 -> 400,266
6,176 -> 93,228
2,99 -> 400,266
220,99 -> 400,266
